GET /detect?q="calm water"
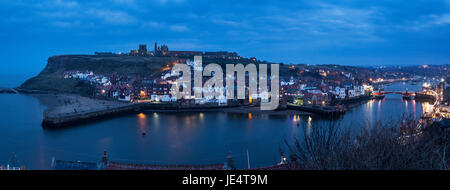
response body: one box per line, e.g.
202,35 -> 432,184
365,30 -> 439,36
0,81 -> 429,169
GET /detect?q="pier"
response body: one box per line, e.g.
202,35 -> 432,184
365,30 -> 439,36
42,103 -> 143,128
287,103 -> 345,117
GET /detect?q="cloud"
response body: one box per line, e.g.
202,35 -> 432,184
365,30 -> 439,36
113,0 -> 135,4
51,20 -> 81,27
87,9 -> 136,24
37,11 -> 77,19
211,18 -> 242,27
432,14 -> 450,25
34,0 -> 78,9
169,25 -> 189,32
406,13 -> 450,30
156,0 -> 185,5
53,0 -> 78,8
141,21 -> 163,28
2,0 -> 450,67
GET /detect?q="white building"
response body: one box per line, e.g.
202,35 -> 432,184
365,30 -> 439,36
161,95 -> 171,102
333,87 -> 346,99
118,95 -> 131,102
151,95 -> 160,102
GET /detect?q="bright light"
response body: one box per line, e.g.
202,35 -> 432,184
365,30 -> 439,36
138,113 -> 146,119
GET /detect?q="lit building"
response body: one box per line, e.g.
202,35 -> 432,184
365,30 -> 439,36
138,44 -> 147,56
154,42 -> 169,56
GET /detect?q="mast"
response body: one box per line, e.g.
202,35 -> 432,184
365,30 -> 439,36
246,149 -> 250,169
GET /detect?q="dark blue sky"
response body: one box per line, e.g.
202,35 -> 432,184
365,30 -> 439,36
1,0 -> 450,75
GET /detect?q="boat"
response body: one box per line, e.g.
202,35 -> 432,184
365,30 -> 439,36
402,94 -> 414,100
372,91 -> 385,99
373,94 -> 385,99
287,103 -> 345,116
415,92 -> 436,102
0,153 -> 24,170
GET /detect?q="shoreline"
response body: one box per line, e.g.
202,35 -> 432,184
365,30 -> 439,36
0,87 -> 18,94
143,106 -> 312,116
16,81 -> 419,128
27,93 -> 311,128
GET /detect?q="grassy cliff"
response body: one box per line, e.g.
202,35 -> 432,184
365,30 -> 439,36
19,54 -> 287,94
20,55 -> 178,93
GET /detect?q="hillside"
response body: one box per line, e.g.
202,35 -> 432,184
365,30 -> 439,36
19,54 -> 287,94
20,55 -> 179,93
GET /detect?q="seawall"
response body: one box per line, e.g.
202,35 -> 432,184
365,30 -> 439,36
42,103 -> 143,128
41,102 -> 239,128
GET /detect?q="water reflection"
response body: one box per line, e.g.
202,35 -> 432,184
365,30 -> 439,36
422,102 -> 431,114
137,113 -> 147,131
0,82 -> 428,169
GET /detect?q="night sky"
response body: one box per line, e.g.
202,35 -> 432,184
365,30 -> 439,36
1,0 -> 450,75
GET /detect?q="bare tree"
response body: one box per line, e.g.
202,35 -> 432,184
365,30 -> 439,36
285,115 -> 449,170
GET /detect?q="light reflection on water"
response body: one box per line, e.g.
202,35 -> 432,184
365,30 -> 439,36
0,82 -> 427,169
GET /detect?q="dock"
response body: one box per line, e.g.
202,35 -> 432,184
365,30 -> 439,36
287,103 -> 345,117
42,103 -> 143,128
415,92 -> 436,102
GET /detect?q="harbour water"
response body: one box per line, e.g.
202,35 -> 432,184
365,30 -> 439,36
0,79 -> 429,169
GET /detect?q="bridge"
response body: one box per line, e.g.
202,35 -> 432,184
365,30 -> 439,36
372,91 -> 416,99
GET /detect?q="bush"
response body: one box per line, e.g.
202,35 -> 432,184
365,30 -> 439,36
285,116 -> 449,170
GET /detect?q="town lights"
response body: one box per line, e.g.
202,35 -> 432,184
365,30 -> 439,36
101,89 -> 105,94
140,90 -> 146,97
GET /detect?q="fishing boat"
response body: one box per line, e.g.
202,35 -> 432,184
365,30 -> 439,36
372,91 -> 385,99
402,94 -> 414,100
